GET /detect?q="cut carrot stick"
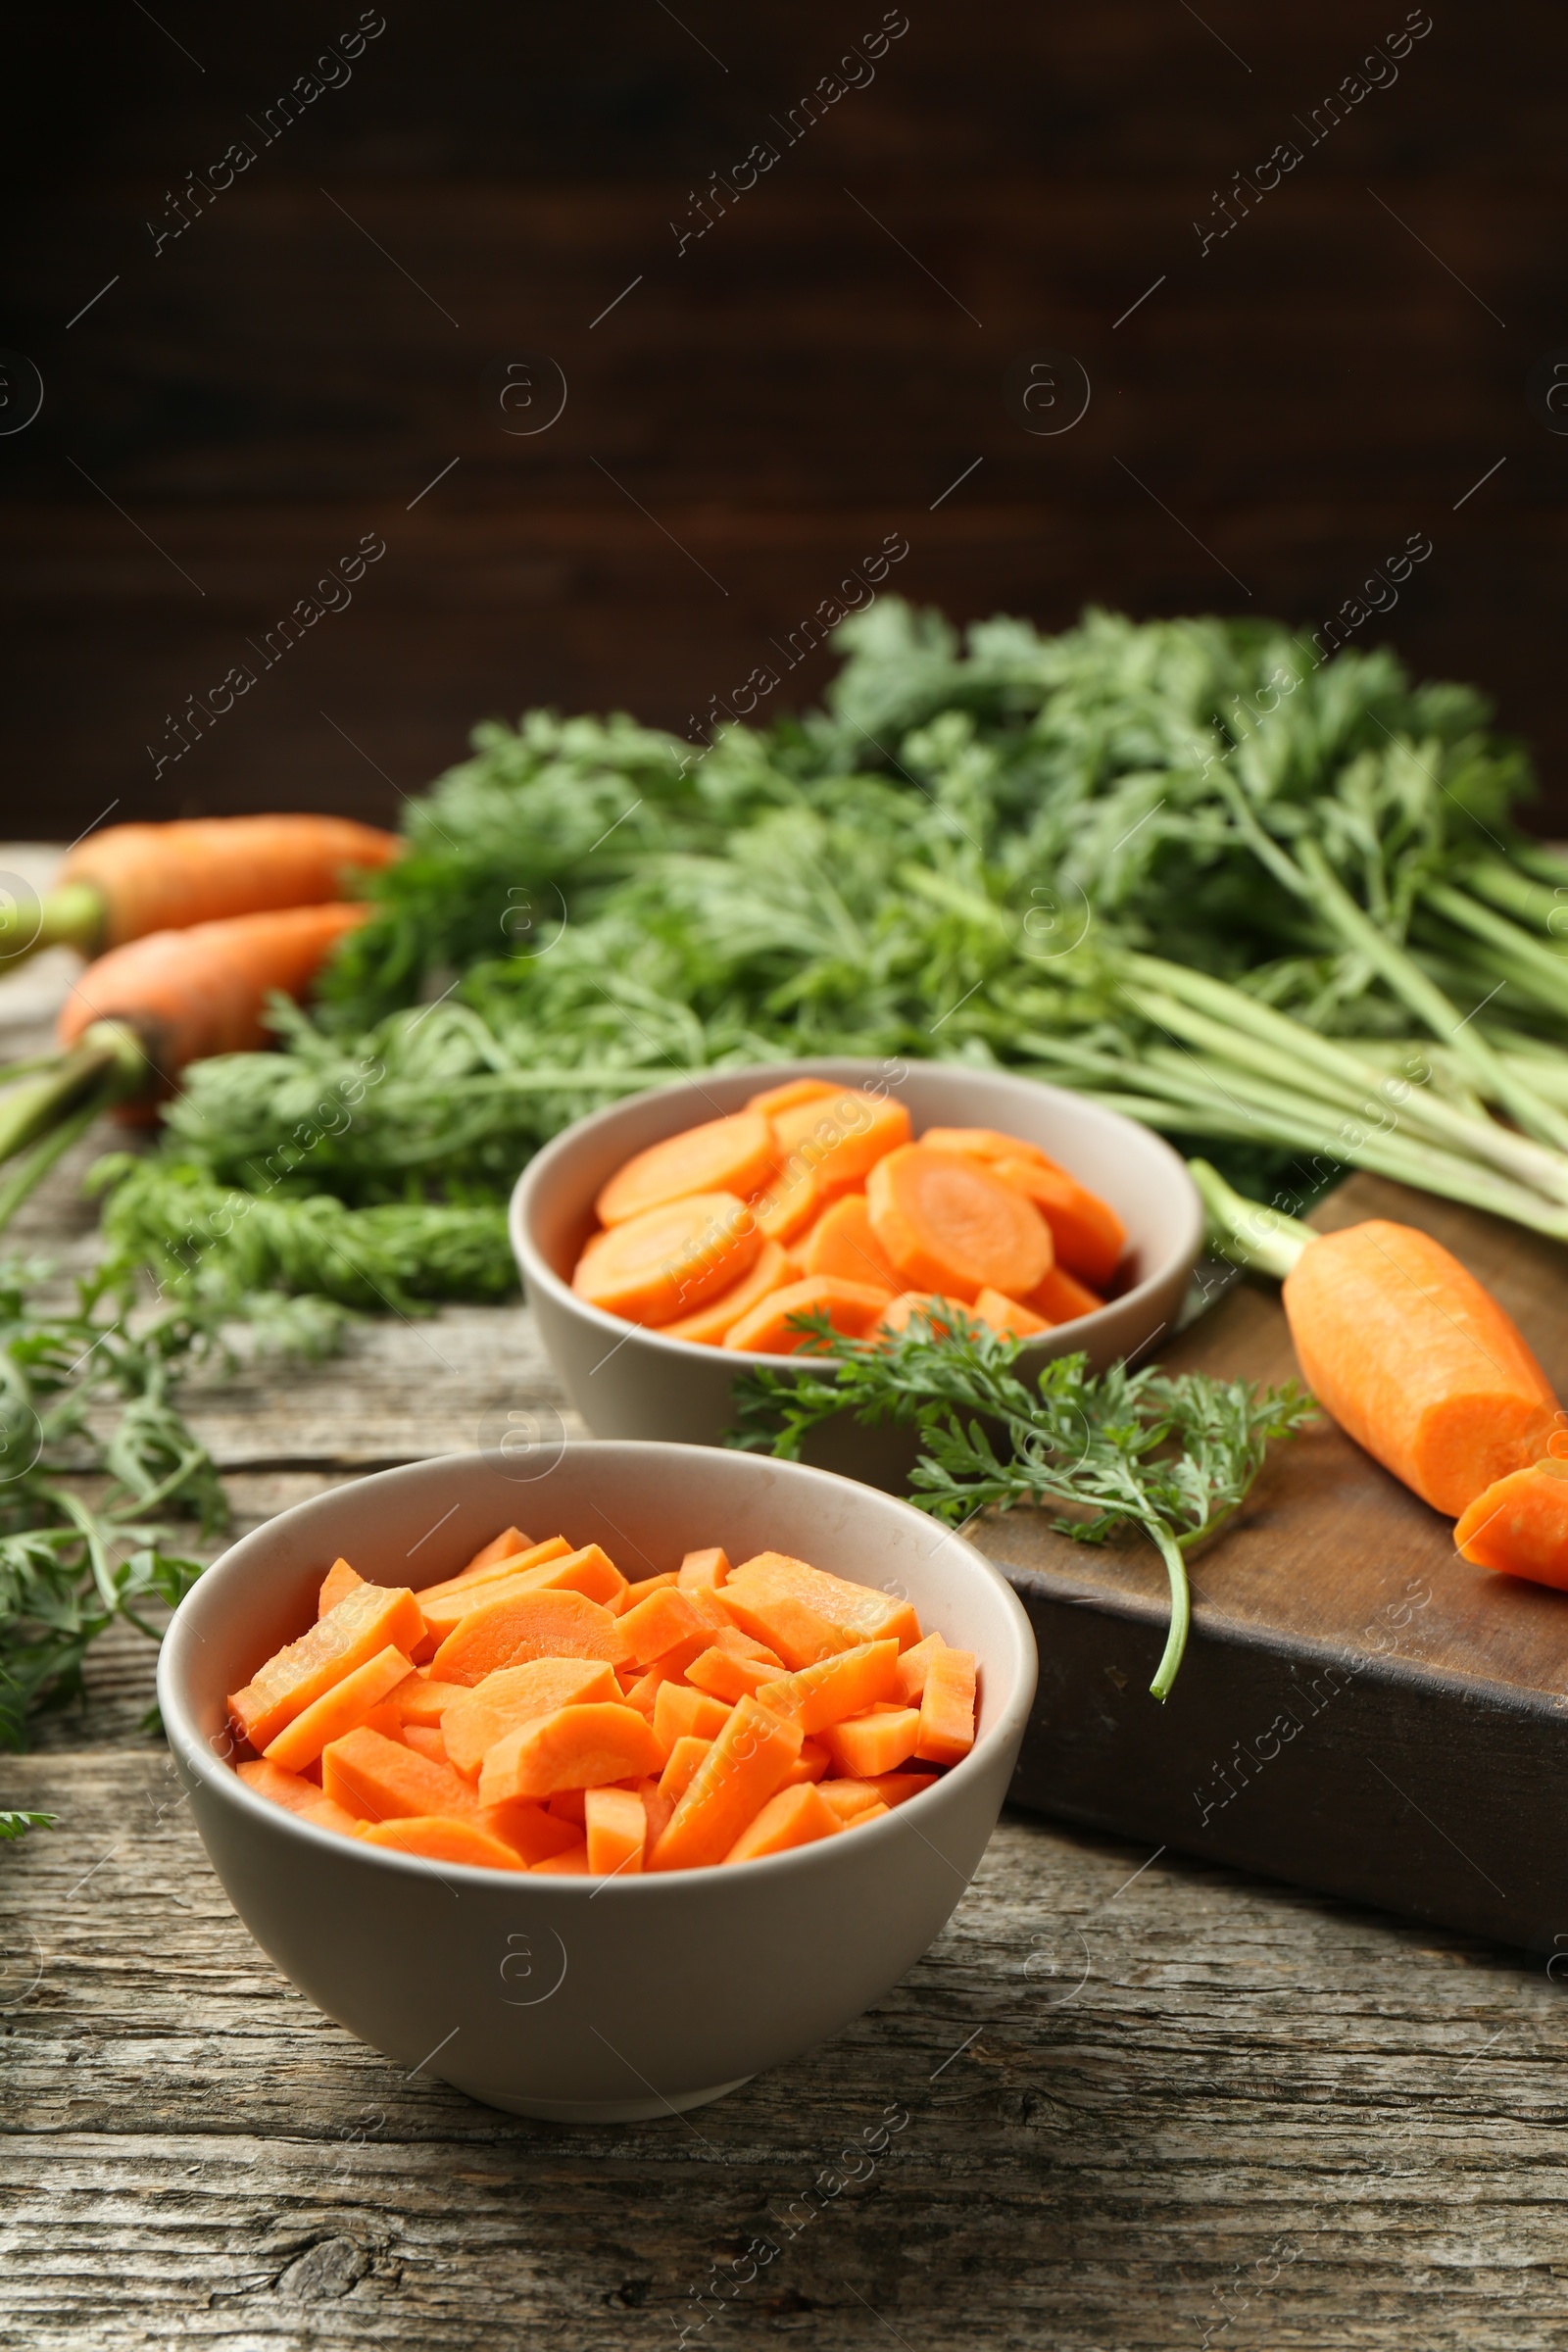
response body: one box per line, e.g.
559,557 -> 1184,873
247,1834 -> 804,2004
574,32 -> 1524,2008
476,1702 -> 663,1805
648,1696 -> 804,1872
768,1090 -> 912,1200
430,1588 -> 627,1686
57,813 -> 398,952
914,1649 -> 977,1765
686,1642 -> 786,1703
531,1842 -> 590,1875
442,1658 -> 621,1778
858,1771 -> 941,1808
723,1781 -> 843,1863
662,1239 -> 799,1345
866,1145 -> 1054,1304
236,1757 -> 365,1837
745,1077 -> 842,1117
658,1735 -> 715,1804
358,1816 -> 525,1870
817,1779 -> 885,1822
417,1535 -> 572,1604
595,1112 -> 777,1227
986,1155 -> 1126,1290
1454,1458 -> 1568,1586
800,1194 -> 906,1292
618,1585 -> 709,1667
386,1672 -> 464,1728
652,1680 -> 733,1752
227,1581 -> 426,1751
263,1643 -> 413,1773
753,1639 -> 901,1735
679,1545 -> 731,1592
618,1659 -> 679,1716
721,1275 -> 895,1355
317,1558 -> 364,1618
479,1799 -> 585,1865
413,1541 -> 602,1642
781,1737 -> 830,1785
726,1552 -> 920,1649
451,1526 -> 535,1582
1283,1219 -> 1560,1515
894,1632 -> 948,1705
585,1786 -> 647,1877
619,1572 -> 678,1608
1029,1264 -> 1102,1323
971,1287 -> 1052,1340
573,1192 -> 761,1326
638,1776 -> 675,1850
548,1788 -> 587,1827
819,1707 -> 921,1777
839,1800 -> 891,1831
322,1726 -> 478,1822
401,1724 -> 449,1764
713,1585 -> 863,1673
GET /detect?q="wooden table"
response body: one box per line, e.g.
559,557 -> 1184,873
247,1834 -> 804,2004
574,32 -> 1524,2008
7,944 -> 1568,2348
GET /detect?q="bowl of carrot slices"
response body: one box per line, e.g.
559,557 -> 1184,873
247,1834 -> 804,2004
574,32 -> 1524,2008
158,1442 -> 1036,2123
512,1058 -> 1202,1475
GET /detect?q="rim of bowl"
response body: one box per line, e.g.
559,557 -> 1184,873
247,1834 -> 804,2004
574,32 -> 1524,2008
160,1443 -> 1040,1896
511,1056 -> 1204,1374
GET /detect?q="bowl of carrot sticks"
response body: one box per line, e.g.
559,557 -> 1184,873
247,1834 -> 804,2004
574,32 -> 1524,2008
511,1058 -> 1203,1477
158,1442 -> 1036,2123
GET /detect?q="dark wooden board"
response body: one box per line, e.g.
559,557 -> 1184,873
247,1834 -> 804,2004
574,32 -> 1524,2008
988,1171 -> 1568,1955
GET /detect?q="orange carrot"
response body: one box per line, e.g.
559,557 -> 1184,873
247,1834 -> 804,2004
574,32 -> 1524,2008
400,1724 -> 450,1764
751,1163 -> 824,1245
317,1558 -> 365,1618
584,1786 -> 648,1876
618,1585 -> 709,1667
839,1799 -> 891,1831
476,1702 -> 662,1805
721,1275 -> 895,1355
917,1125 -> 1054,1167
1454,1458 -> 1568,1586
548,1788 -> 588,1827
725,1552 -> 920,1648
745,1077 -> 842,1117
1283,1220 -> 1559,1515
685,1638 -> 787,1704
914,1649 -> 977,1765
479,1799 -> 585,1866
447,1526 -> 538,1582
753,1639 -> 901,1735
768,1089 -> 912,1199
649,1696 -> 804,1871
970,1286 -> 1051,1339
441,1658 -> 620,1778
573,1192 -> 760,1326
429,1588 -> 627,1686
662,1239 -> 799,1345
652,1680 -> 732,1751
866,1145 -> 1053,1304
619,1572 -> 679,1607
531,1842 -> 590,1875
781,1736 -> 830,1784
236,1757 -> 364,1836
359,1816 -> 524,1870
817,1779 -> 885,1822
322,1726 -> 478,1821
876,1291 -> 964,1337
412,1536 -> 579,1622
658,1734 -> 715,1804
712,1585 -> 862,1673
985,1154 -> 1126,1290
263,1643 -> 413,1773
820,1706 -> 921,1778
854,1770 -> 940,1810
679,1544 -> 731,1592
1029,1265 -> 1103,1323
415,1548 -> 625,1650
595,1112 -> 777,1226
723,1781 -> 843,1863
894,1632 -> 948,1705
227,1581 -> 426,1750
386,1671 -> 464,1728
800,1194 -> 905,1292
57,814 -> 398,952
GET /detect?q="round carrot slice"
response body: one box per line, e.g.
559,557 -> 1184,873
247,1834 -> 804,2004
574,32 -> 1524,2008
800,1194 -> 904,1292
662,1239 -> 799,1346
595,1112 -> 776,1227
971,1286 -> 1052,1339
745,1076 -> 842,1117
573,1192 -> 760,1325
866,1145 -> 1053,1303
984,1155 -> 1125,1289
876,1292 -> 965,1337
770,1089 -> 911,1199
721,1276 -> 897,1354
918,1125 -> 1055,1168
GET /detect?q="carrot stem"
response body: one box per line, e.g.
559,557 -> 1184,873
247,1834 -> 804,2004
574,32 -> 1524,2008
1146,1520 -> 1192,1703
1188,1159 -> 1311,1279
0,1096 -> 110,1233
0,882 -> 104,968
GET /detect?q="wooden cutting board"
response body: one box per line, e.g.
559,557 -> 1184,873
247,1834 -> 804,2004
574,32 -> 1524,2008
983,1169 -> 1568,1955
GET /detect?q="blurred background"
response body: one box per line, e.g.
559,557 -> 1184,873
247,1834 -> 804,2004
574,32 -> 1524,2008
3,0 -> 1564,838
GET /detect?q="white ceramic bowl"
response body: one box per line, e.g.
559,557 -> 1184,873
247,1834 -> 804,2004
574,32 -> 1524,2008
158,1443 -> 1037,2123
511,1057 -> 1202,1480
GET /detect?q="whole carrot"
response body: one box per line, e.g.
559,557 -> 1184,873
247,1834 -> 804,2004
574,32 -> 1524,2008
1194,1163 -> 1559,1517
2,814 -> 398,965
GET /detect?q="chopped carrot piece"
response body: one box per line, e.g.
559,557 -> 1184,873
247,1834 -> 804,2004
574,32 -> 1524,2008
820,1706 -> 921,1778
618,1659 -> 678,1716
722,1275 -> 895,1355
263,1644 -> 413,1773
585,1786 -> 647,1877
678,1545 -> 731,1592
1455,1457 -> 1568,1587
414,1535 -> 572,1612
400,1724 -> 450,1764
1029,1263 -> 1102,1322
451,1526 -> 535,1581
914,1649 -> 977,1765
430,1589 -> 627,1687
866,1145 -> 1053,1303
894,1632 -> 948,1705
387,1672 -> 465,1728
317,1557 -> 364,1618
595,1112 -> 777,1227
663,1239 -> 800,1346
712,1584 -> 861,1673
618,1585 -> 709,1667
476,1702 -> 663,1805
531,1842 -> 590,1875
986,1154 -> 1126,1290
972,1286 -> 1051,1339
818,1779 -> 885,1822
839,1799 -> 891,1831
800,1193 -> 905,1292
781,1737 -> 829,1785
228,1582 -> 427,1751
726,1552 -> 920,1649
752,1163 -> 823,1245
723,1781 -> 843,1863
876,1291 -> 964,1337
753,1638 -> 901,1735
358,1816 -> 525,1870
574,1192 -> 762,1327
686,1640 -> 786,1704
638,1776 -> 674,1850
649,1696 -> 804,1872
620,1572 -> 678,1607
480,1799 -> 587,1865
416,1544 -> 627,1646
859,1771 -> 941,1808
769,1090 -> 912,1199
658,1734 -> 714,1804
547,1788 -> 587,1826
322,1726 -> 478,1822
745,1077 -> 842,1117
236,1756 -> 364,1837
653,1680 -> 733,1752
441,1658 -> 621,1779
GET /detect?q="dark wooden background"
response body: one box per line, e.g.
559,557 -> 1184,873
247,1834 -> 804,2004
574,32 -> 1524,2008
3,2 -> 1566,838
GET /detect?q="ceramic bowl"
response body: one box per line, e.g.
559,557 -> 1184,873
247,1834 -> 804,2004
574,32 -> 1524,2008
158,1442 -> 1037,2124
511,1057 -> 1202,1481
